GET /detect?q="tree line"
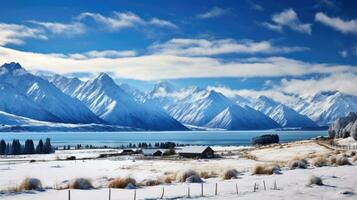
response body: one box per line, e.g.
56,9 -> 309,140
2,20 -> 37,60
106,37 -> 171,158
0,138 -> 54,155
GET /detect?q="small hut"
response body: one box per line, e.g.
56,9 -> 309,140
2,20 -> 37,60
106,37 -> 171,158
178,146 -> 215,158
142,149 -> 163,156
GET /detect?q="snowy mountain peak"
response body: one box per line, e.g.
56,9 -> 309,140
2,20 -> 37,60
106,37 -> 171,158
152,80 -> 176,93
1,62 -> 23,71
94,72 -> 115,85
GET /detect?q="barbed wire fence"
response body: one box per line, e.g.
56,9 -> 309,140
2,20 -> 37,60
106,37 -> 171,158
1,179 -> 282,200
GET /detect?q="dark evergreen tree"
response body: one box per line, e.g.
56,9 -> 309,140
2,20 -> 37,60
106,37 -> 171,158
24,139 -> 35,154
43,138 -> 52,154
36,140 -> 44,154
11,139 -> 21,155
0,139 -> 6,155
5,143 -> 11,155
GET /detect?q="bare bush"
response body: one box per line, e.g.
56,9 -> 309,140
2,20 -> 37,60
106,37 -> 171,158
311,156 -> 328,167
288,158 -> 308,169
19,178 -> 42,191
352,156 -> 357,163
223,169 -> 239,180
70,178 -> 93,190
178,170 -> 200,182
251,164 -> 279,175
336,157 -> 351,166
141,179 -> 162,186
109,177 -> 136,189
185,175 -> 203,183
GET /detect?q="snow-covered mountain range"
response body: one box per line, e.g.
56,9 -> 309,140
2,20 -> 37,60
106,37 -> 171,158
1,62 -> 356,131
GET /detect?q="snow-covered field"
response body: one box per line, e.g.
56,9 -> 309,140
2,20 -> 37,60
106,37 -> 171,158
1,141 -> 356,200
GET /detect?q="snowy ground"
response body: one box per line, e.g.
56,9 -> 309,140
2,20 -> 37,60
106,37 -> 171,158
0,140 -> 356,200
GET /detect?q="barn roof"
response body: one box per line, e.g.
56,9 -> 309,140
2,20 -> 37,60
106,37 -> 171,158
179,146 -> 213,154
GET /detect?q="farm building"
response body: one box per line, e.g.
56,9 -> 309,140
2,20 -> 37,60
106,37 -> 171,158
142,149 -> 163,156
178,146 -> 215,158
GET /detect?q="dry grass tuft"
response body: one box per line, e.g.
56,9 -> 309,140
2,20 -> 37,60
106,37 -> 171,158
164,176 -> 173,184
178,170 -> 200,182
200,171 -> 210,179
329,156 -> 337,165
288,158 -> 308,169
18,178 -> 42,191
251,164 -> 279,175
352,156 -> 357,163
141,179 -> 162,186
109,177 -> 136,189
222,169 -> 239,180
329,156 -> 352,166
70,178 -> 93,190
336,157 -> 351,166
311,156 -> 329,167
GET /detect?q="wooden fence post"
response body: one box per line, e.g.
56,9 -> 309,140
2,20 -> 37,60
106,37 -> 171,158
109,188 -> 111,200
134,189 -> 136,200
215,183 -> 218,195
201,183 -> 203,197
187,186 -> 190,198
160,187 -> 164,199
263,180 -> 266,190
68,189 -> 71,200
235,183 -> 238,195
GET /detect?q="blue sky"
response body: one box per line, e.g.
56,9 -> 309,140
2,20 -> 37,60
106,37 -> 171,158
0,0 -> 356,96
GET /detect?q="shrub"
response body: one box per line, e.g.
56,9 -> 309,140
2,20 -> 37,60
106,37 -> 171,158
109,177 -> 136,189
308,175 -> 323,186
251,164 -> 279,175
185,175 -> 203,183
336,157 -> 351,166
200,171 -> 210,179
178,170 -> 200,182
223,169 -> 239,180
288,158 -> 308,169
163,149 -> 176,156
350,151 -> 356,157
141,179 -> 162,186
66,156 -> 76,160
19,178 -> 42,191
329,156 -> 337,165
164,176 -> 173,184
70,178 -> 93,190
311,156 -> 328,167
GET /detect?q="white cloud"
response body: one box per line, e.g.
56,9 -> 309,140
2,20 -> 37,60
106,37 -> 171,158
277,73 -> 357,96
149,18 -> 178,29
77,11 -> 177,30
247,0 -> 264,11
150,38 -> 308,56
196,7 -> 230,19
0,46 -> 356,81
315,12 -> 357,35
261,22 -> 283,32
207,86 -> 298,105
208,73 -> 357,105
77,12 -> 145,30
339,50 -> 348,58
271,9 -> 312,34
69,50 -> 137,59
0,23 -> 47,45
28,20 -> 86,35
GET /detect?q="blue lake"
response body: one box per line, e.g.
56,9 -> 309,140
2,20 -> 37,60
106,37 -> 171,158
0,131 -> 327,147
